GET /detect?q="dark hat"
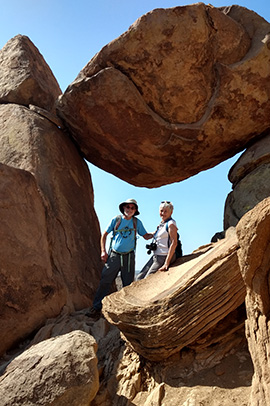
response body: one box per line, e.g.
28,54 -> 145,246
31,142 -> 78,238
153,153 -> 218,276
119,198 -> 140,216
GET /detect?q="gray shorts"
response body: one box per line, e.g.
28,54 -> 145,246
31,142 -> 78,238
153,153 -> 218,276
137,253 -> 175,280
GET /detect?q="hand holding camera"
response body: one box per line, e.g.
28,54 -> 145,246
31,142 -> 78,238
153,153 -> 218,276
146,241 -> 157,255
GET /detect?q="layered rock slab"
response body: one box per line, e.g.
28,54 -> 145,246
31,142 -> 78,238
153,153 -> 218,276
0,35 -> 61,111
102,229 -> 245,361
57,4 -> 270,187
236,197 -> 270,406
0,104 -> 102,354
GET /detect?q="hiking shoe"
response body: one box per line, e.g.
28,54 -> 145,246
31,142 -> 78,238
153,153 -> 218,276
85,307 -> 101,320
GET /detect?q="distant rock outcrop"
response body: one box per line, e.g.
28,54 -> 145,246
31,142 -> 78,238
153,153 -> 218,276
56,4 -> 270,187
224,131 -> 270,229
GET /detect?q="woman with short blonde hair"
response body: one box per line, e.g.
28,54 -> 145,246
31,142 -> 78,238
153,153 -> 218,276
137,200 -> 178,279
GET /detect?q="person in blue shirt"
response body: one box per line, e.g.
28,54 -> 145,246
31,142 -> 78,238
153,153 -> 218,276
87,198 -> 152,319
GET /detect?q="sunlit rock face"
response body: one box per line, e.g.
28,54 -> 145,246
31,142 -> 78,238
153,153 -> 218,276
0,34 -> 103,357
0,331 -> 99,406
102,228 -> 245,361
236,197 -> 270,406
0,104 -> 102,355
0,162 -> 65,356
0,35 -> 61,111
224,131 -> 270,229
57,4 -> 270,187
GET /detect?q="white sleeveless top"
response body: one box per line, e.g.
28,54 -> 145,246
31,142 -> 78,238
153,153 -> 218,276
154,219 -> 177,256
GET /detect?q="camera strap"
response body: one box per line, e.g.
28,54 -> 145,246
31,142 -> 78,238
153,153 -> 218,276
165,217 -> 173,247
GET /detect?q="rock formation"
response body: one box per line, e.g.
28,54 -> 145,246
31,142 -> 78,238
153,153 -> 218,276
0,162 -> 65,355
56,4 -> 270,187
0,3 -> 270,406
0,36 -> 102,356
0,289 -> 252,406
236,197 -> 270,406
0,35 -> 61,111
224,131 -> 270,229
102,228 -> 245,361
0,330 -> 99,406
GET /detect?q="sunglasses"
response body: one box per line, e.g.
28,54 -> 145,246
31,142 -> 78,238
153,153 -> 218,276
125,204 -> 136,210
161,201 -> 171,204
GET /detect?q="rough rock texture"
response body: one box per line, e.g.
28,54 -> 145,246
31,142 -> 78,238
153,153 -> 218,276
0,331 -> 99,406
29,103 -> 64,128
0,163 -> 65,356
228,131 -> 270,185
0,104 -> 102,355
102,228 -> 245,361
0,5 -> 269,405
0,35 -> 61,111
56,4 -> 270,187
29,309 -> 123,405
224,132 -> 270,228
0,304 -> 252,406
99,340 -> 253,406
91,299 -> 251,406
224,164 -> 270,229
236,197 -> 270,406
0,309 -> 123,406
28,306 -> 120,359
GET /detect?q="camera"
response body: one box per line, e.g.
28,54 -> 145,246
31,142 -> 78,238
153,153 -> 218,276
146,242 -> 157,255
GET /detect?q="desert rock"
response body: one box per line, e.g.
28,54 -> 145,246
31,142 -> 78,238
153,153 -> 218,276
0,331 -> 99,406
102,228 -> 245,361
0,104 -> 102,355
0,4 -> 269,406
0,162 -> 65,355
224,132 -> 270,229
0,35 -> 61,111
56,4 -> 270,187
236,197 -> 270,406
228,131 -> 270,186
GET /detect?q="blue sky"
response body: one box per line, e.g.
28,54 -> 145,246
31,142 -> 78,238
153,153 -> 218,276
1,1 -> 269,269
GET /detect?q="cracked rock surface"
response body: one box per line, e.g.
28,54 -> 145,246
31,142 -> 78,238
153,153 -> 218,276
57,4 -> 270,187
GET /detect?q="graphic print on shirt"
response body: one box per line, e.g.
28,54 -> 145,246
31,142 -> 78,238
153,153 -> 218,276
119,226 -> 132,239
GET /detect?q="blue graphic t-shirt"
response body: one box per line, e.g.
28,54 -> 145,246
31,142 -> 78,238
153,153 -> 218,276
106,215 -> 147,253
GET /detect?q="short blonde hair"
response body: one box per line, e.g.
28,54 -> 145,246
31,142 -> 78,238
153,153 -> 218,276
160,201 -> 174,212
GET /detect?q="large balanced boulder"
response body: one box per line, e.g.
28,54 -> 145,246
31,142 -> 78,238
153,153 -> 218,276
0,35 -> 61,111
236,197 -> 270,406
0,104 -> 102,355
57,4 -> 270,187
102,228 -> 245,361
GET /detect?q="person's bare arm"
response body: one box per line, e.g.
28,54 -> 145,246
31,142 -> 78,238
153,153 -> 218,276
143,233 -> 154,240
100,231 -> 109,262
159,224 -> 178,271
